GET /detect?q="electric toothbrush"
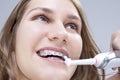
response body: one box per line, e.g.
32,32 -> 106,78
64,51 -> 120,69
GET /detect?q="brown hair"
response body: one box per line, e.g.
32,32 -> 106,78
0,0 -> 31,80
71,0 -> 105,80
0,0 -> 104,80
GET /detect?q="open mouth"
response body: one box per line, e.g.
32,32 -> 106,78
37,50 -> 66,62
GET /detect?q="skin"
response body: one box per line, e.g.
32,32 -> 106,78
107,30 -> 120,80
15,0 -> 82,80
111,30 -> 120,50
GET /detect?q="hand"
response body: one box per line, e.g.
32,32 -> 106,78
107,30 -> 120,80
110,30 -> 120,50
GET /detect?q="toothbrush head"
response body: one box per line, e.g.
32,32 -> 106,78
64,56 -> 72,66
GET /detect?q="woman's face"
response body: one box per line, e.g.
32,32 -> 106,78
15,0 -> 82,80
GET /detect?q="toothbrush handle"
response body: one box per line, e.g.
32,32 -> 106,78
98,58 -> 120,69
68,58 -> 96,66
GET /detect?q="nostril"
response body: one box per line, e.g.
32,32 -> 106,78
47,31 -> 68,42
47,33 -> 58,40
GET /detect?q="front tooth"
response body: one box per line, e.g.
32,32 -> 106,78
39,50 -> 64,57
55,52 -> 60,56
58,52 -> 64,57
44,50 -> 49,56
55,52 -> 64,57
48,50 -> 52,55
59,52 -> 64,56
51,51 -> 55,55
40,50 -> 47,56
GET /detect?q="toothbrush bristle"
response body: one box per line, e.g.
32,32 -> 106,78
64,56 -> 68,60
64,56 -> 71,66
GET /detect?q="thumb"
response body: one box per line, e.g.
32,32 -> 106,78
110,30 -> 120,50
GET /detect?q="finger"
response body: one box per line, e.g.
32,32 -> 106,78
111,30 -> 120,50
110,30 -> 120,71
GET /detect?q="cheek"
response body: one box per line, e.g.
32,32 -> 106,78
69,35 -> 83,59
16,22 -> 47,51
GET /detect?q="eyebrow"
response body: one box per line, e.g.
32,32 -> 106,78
28,7 -> 81,21
67,15 -> 81,21
28,7 -> 54,14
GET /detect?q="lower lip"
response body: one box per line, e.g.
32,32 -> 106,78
42,57 -> 65,64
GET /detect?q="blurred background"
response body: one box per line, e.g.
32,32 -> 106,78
80,0 -> 120,52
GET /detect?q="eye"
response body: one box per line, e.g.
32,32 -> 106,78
33,15 -> 49,23
66,23 -> 78,32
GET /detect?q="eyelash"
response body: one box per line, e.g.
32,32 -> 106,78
31,14 -> 79,33
65,23 -> 79,33
32,14 -> 49,23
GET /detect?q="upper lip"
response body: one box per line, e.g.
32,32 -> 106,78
36,47 -> 69,58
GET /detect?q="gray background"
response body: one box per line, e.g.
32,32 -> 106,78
0,0 -> 120,52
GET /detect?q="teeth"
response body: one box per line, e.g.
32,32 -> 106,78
38,50 -> 64,58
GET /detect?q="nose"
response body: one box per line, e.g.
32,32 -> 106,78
47,24 -> 68,44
